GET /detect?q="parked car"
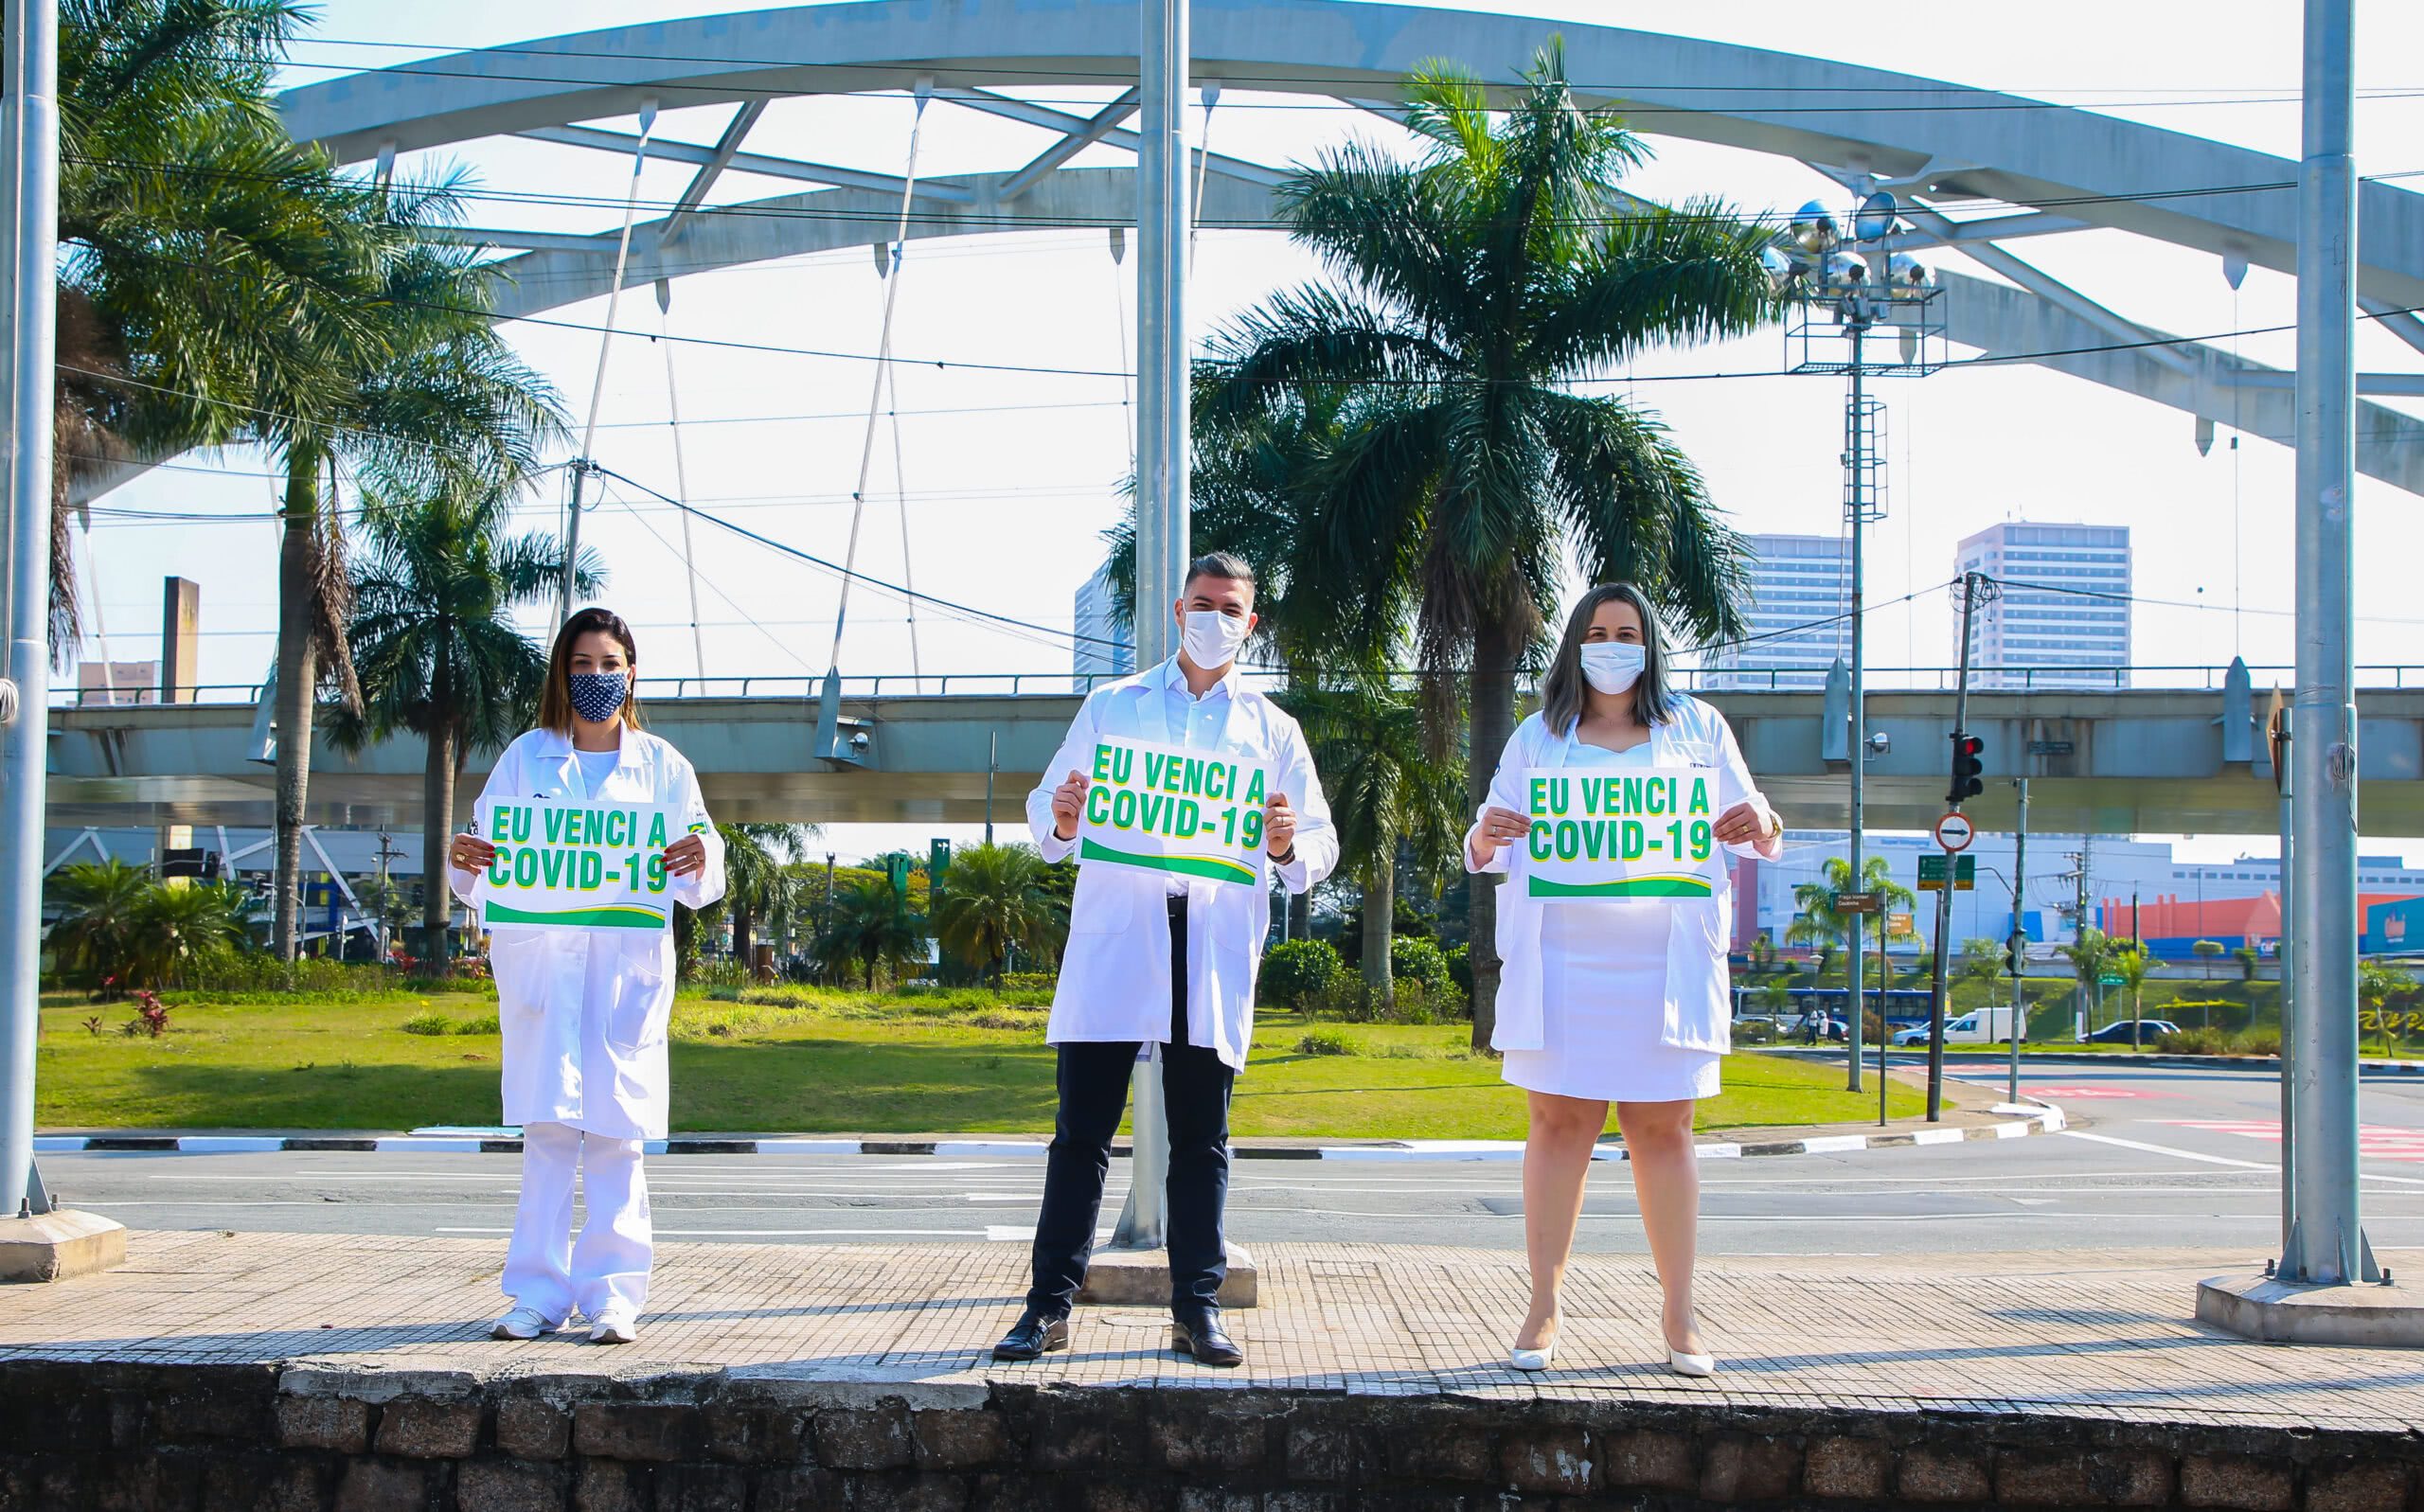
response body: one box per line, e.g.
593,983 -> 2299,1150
2084,1019 -> 2183,1044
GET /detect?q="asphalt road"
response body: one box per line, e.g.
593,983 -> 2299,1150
34,1059 -> 2424,1261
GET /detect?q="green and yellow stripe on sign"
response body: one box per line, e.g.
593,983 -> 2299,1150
1078,839 -> 1260,886
485,901 -> 672,930
1528,875 -> 1715,899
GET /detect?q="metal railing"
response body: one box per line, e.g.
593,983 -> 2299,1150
48,662 -> 2424,709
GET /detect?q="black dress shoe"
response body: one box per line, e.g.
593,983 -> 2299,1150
1171,1314 -> 1243,1368
991,1310 -> 1070,1361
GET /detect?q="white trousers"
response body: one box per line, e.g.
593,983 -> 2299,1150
502,1120 -> 651,1321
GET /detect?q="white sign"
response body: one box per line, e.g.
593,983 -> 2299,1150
474,795 -> 691,933
1076,736 -> 1271,888
1520,766 -> 1726,901
1934,812 -> 1976,852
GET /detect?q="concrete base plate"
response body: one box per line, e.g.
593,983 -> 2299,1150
2197,1271 -> 2424,1347
0,1210 -> 128,1284
1079,1243 -> 1257,1308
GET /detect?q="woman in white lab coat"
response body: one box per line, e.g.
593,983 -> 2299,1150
447,607 -> 725,1344
1466,583 -> 1783,1377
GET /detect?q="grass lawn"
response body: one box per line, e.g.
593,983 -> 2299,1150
35,991 -> 1928,1138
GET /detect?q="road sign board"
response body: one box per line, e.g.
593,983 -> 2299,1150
2098,974 -> 2125,987
2027,739 -> 2075,756
1934,812 -> 1975,851
1836,891 -> 1884,915
1917,855 -> 1976,892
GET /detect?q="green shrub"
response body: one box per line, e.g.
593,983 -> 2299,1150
1736,1017 -> 1778,1045
1260,939 -> 1345,1008
1389,937 -> 1458,1012
448,1012 -> 501,1036
400,1010 -> 451,1036
2234,1027 -> 2283,1056
999,971 -> 1057,993
2154,1026 -> 2230,1055
1294,1028 -> 1361,1057
1445,942 -> 1471,994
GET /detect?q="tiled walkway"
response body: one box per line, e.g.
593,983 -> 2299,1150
4,1233 -> 2418,1431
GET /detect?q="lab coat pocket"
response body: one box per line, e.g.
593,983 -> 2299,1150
604,939 -> 669,1053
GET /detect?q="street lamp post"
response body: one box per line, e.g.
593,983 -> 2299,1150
1768,193 -> 1947,1097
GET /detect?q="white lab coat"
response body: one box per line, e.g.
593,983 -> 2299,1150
1465,699 -> 1774,1057
1028,658 -> 1338,1071
448,725 -> 726,1140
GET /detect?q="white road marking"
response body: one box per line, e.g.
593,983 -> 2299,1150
2062,1130 -> 2424,1186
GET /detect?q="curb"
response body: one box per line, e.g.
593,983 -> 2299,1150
1773,1046 -> 2424,1077
31,1106 -> 2065,1161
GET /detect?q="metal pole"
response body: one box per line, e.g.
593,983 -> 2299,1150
2285,0 -> 2372,1287
561,99 -> 657,625
985,731 -> 998,847
1112,0 -> 1189,1254
1845,320 -> 1867,1094
1925,573 -> 1981,1120
0,0 -> 60,1218
2279,735 -> 2297,1255
2009,779 -> 2028,1108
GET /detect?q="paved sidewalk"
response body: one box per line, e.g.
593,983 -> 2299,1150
1,1232 -> 2415,1432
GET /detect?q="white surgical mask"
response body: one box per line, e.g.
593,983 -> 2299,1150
1182,609 -> 1250,671
1579,641 -> 1646,695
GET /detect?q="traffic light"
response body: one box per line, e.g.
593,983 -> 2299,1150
2005,933 -> 2024,977
1948,731 -> 1985,804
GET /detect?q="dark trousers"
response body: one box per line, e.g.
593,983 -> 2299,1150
1026,897 -> 1237,1325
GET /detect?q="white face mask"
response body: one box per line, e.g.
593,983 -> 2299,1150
1579,641 -> 1646,696
1181,609 -> 1251,671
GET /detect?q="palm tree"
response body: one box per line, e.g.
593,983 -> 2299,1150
258,205 -> 567,962
43,857 -> 153,986
331,483 -> 597,955
53,0 -> 376,648
2063,926 -> 2119,1035
1288,683 -> 1465,998
1199,44 -> 1775,1042
2108,942 -> 2152,1045
814,877 -> 923,990
934,844 -> 1067,987
128,882 -> 257,988
722,824 -> 812,975
1790,857 -> 1918,985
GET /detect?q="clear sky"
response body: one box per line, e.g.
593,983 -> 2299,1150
74,0 -> 2424,865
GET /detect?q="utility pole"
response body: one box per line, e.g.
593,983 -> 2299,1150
1925,571 -> 1989,1120
1844,318 -> 1869,1095
1111,0 -> 1190,1254
984,731 -> 998,847
0,0 -> 62,1224
2008,779 -> 2029,1108
2284,0 -> 2373,1289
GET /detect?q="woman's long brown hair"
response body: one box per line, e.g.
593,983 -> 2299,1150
1539,582 -> 1675,737
536,607 -> 644,735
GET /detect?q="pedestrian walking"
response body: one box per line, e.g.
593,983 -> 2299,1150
1465,582 -> 1783,1378
446,607 -> 725,1345
990,553 -> 1336,1369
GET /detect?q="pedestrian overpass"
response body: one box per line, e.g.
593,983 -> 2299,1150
43,671 -> 2424,837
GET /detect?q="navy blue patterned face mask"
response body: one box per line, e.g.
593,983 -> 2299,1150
568,671 -> 629,724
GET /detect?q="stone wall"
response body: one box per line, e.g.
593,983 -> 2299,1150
0,1361 -> 2417,1511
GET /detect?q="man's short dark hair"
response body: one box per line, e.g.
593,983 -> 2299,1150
1183,551 -> 1257,596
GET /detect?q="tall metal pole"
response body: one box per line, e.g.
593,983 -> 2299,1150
2285,0 -> 2372,1287
985,730 -> 998,847
1844,321 -> 1867,1093
2009,779 -> 2028,1108
1925,573 -> 1982,1120
1112,0 -> 1190,1254
0,0 -> 61,1217
2278,712 -> 2297,1255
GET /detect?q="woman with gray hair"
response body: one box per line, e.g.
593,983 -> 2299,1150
1465,582 -> 1783,1377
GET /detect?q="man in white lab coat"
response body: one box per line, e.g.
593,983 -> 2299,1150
993,553 -> 1336,1367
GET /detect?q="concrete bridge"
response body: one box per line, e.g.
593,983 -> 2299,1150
44,677 -> 2424,837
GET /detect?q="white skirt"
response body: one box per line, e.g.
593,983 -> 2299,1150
1501,898 -> 1721,1103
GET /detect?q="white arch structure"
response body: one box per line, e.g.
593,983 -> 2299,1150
274,0 -> 2424,492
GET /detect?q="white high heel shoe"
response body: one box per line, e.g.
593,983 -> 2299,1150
1508,1325 -> 1559,1372
1666,1344 -> 1717,1378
